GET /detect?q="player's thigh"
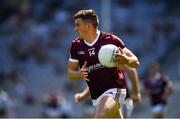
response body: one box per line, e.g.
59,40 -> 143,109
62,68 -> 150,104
96,96 -> 120,116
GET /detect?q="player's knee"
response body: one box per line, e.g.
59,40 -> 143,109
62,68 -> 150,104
97,105 -> 120,117
95,109 -> 107,118
95,105 -> 112,118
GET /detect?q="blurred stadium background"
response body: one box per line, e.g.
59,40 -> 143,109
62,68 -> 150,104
0,0 -> 180,118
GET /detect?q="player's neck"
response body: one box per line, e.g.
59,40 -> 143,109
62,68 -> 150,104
85,30 -> 98,43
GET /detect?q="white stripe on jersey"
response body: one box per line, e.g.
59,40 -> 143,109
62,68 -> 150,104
69,58 -> 79,62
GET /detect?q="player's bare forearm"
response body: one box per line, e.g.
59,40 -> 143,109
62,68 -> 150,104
68,69 -> 82,80
127,68 -> 141,102
81,86 -> 91,100
68,61 -> 82,80
164,81 -> 174,97
74,86 -> 90,103
127,68 -> 140,94
124,48 -> 140,68
115,47 -> 140,68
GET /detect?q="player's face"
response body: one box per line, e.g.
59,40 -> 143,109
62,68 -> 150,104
74,18 -> 88,39
149,67 -> 158,76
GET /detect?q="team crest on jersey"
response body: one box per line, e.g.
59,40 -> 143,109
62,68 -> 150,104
88,48 -> 95,56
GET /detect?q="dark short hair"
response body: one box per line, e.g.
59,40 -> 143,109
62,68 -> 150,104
149,62 -> 160,71
73,9 -> 99,29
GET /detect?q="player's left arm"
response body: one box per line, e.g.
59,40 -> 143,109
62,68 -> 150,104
74,86 -> 90,102
115,47 -> 140,68
163,77 -> 175,98
126,68 -> 141,103
118,64 -> 141,103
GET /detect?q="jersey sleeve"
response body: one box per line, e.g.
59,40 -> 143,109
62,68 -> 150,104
69,40 -> 79,62
111,35 -> 126,49
162,75 -> 170,86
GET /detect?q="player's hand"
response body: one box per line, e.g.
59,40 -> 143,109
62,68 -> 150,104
160,93 -> 168,100
114,47 -> 129,65
131,92 -> 141,103
80,61 -> 89,81
74,93 -> 85,102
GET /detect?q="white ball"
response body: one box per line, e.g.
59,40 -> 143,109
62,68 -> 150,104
98,44 -> 118,68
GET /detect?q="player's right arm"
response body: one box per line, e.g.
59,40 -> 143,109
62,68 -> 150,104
68,61 -> 81,80
69,40 -> 89,80
68,39 -> 82,80
68,61 -> 89,81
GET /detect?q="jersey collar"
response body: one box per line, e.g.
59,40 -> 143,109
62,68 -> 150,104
84,30 -> 100,47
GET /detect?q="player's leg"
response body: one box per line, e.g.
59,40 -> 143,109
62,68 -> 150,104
153,112 -> 164,118
95,96 -> 122,118
152,103 -> 166,118
92,88 -> 126,118
114,108 -> 123,118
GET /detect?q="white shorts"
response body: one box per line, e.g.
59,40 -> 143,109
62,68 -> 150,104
92,88 -> 126,107
152,104 -> 167,114
121,98 -> 134,118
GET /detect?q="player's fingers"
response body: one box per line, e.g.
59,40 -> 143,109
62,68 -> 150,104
114,48 -> 120,54
82,61 -> 87,69
80,68 -> 86,73
114,48 -> 121,56
118,47 -> 124,54
80,70 -> 88,76
131,95 -> 141,103
114,49 -> 124,59
74,94 -> 80,102
80,70 -> 89,81
113,54 -> 123,62
74,94 -> 78,102
80,61 -> 89,81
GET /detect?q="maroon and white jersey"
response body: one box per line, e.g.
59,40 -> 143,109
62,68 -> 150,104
69,31 -> 127,99
143,73 -> 169,105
